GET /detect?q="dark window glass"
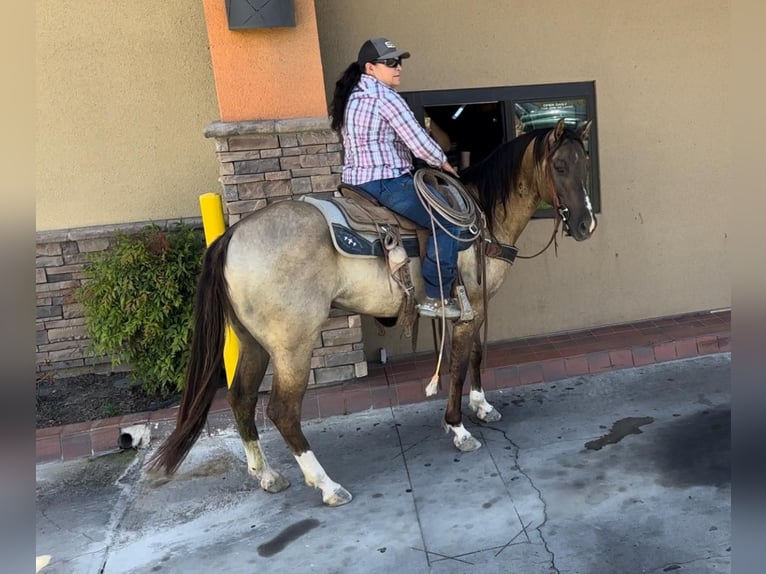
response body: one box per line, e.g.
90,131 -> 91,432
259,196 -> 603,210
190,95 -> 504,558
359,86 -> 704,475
401,82 -> 600,216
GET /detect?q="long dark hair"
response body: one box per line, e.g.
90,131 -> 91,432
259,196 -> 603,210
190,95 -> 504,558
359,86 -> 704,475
330,63 -> 362,132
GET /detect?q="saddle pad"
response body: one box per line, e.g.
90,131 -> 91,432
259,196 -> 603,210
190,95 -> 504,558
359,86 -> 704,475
301,196 -> 420,259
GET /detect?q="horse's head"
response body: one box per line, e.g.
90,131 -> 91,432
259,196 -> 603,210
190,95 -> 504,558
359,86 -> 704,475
544,119 -> 597,241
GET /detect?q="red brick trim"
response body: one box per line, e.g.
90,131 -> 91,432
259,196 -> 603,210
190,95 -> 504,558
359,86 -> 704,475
37,310 -> 730,464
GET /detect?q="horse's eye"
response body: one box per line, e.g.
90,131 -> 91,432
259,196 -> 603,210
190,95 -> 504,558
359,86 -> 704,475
553,160 -> 567,174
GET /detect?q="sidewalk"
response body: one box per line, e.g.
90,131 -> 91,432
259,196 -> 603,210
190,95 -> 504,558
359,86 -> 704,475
36,351 -> 731,573
36,309 -> 730,464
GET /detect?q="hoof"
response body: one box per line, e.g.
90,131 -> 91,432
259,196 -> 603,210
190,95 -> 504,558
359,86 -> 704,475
323,486 -> 353,507
454,434 -> 482,452
478,408 -> 502,423
260,472 -> 290,493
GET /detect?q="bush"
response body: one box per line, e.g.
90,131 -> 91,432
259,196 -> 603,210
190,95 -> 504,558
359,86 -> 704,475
76,224 -> 206,397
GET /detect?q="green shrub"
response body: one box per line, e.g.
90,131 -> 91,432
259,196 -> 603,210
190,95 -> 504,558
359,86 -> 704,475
76,224 -> 206,397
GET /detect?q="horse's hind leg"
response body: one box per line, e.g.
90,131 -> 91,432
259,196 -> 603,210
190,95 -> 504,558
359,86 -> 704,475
468,334 -> 502,423
228,333 -> 290,493
268,346 -> 352,507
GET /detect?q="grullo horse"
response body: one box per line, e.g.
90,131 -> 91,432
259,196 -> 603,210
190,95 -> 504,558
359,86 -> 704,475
150,119 -> 596,506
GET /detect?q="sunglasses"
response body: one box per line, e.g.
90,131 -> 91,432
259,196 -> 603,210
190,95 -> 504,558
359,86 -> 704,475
374,57 -> 403,68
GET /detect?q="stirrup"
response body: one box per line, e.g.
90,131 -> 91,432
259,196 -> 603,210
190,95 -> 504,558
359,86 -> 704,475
417,297 -> 461,320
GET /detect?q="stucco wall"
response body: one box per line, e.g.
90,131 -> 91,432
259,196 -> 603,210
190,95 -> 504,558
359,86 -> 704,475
315,0 -> 730,353
202,0 -> 328,121
36,3 -> 221,230
34,1 -> 731,365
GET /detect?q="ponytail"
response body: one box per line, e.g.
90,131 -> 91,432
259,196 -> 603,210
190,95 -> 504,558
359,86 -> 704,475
329,63 -> 362,132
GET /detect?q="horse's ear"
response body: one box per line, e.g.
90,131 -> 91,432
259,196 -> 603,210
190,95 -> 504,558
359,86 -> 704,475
553,118 -> 566,140
577,120 -> 593,142
548,118 -> 567,148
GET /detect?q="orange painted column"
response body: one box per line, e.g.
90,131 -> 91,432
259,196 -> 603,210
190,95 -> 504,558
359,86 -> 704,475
202,0 -> 327,121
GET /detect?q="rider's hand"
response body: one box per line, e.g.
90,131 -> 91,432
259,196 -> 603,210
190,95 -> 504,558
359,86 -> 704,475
441,161 -> 460,178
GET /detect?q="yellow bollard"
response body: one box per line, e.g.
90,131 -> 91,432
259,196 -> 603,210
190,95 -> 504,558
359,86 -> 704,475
199,193 -> 239,387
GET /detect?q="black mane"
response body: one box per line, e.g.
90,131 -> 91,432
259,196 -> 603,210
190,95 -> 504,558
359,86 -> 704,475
460,127 -> 581,233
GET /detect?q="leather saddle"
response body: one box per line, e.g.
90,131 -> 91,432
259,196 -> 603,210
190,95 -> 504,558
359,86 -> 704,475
300,184 -> 432,260
301,179 -> 518,336
301,183 -> 436,336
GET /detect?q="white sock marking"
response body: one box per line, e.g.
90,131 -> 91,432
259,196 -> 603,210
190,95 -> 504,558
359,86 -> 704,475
295,451 -> 342,496
469,389 -> 494,418
449,422 -> 472,443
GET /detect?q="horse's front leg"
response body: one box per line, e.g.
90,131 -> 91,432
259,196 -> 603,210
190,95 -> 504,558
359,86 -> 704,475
468,334 -> 502,423
444,321 -> 482,452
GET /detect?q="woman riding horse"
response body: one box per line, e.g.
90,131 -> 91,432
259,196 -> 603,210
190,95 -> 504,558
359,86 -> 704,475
330,37 -> 463,319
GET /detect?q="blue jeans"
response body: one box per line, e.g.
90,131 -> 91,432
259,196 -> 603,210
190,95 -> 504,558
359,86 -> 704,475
358,174 -> 461,299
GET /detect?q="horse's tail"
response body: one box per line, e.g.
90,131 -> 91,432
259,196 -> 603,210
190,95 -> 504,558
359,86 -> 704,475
147,228 -> 236,475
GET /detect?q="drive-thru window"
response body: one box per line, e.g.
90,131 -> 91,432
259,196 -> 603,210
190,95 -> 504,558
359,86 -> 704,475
402,81 -> 600,218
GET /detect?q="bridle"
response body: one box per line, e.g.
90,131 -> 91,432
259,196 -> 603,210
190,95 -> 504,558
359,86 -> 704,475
516,136 -> 574,259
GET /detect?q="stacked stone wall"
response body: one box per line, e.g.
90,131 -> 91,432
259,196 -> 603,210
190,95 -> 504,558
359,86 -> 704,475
35,116 -> 368,386
35,220 -> 200,378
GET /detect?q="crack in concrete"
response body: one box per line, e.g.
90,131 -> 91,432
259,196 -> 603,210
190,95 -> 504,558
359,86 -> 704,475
388,405 -> 432,568
392,406 -> 540,568
477,420 -> 561,574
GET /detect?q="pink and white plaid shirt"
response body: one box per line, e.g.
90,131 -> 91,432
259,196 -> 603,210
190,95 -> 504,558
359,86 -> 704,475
341,74 -> 446,185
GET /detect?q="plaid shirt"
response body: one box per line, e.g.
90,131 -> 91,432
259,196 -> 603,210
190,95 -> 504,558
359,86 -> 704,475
341,74 -> 446,185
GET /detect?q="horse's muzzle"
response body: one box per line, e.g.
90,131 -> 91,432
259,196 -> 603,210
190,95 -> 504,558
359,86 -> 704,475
572,214 -> 597,241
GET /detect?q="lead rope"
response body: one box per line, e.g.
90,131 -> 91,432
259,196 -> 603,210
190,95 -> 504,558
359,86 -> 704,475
412,169 -> 486,397
420,147 -> 563,393
424,199 -> 447,397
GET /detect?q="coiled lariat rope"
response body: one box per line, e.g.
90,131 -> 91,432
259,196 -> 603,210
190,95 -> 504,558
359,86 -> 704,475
413,169 -> 482,243
412,168 -> 484,396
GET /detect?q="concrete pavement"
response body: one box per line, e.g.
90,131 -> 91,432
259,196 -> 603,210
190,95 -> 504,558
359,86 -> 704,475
36,353 -> 731,574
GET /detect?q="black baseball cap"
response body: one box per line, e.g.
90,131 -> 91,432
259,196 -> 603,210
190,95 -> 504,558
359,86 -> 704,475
357,37 -> 411,67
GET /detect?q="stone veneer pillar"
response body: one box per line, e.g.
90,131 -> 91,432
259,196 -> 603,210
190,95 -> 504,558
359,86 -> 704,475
204,116 -> 368,387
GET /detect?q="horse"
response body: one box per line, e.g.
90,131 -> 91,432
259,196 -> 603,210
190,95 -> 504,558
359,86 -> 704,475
149,118 -> 597,506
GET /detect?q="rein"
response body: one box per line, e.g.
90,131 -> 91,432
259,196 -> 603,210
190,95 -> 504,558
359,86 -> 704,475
516,143 -> 566,260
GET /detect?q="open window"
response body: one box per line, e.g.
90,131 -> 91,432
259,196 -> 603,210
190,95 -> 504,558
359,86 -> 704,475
401,82 -> 600,217
424,102 -> 505,171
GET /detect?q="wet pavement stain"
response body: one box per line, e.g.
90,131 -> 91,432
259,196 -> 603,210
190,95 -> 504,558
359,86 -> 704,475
145,453 -> 240,488
183,456 -> 237,478
257,518 -> 321,557
37,449 -> 137,497
585,417 -> 655,450
653,406 -> 730,488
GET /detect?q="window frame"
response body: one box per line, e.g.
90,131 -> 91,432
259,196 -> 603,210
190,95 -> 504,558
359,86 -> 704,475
401,81 -> 601,216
